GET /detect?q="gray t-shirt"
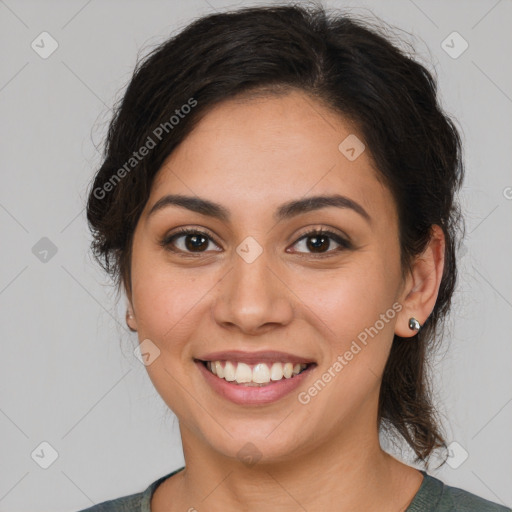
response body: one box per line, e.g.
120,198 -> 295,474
76,467 -> 511,511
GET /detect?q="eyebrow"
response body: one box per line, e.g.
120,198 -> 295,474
147,193 -> 371,224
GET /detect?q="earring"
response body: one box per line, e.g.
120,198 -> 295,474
126,310 -> 137,332
408,317 -> 421,332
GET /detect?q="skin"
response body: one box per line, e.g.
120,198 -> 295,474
126,89 -> 445,511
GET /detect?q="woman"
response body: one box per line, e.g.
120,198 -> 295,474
79,4 -> 510,511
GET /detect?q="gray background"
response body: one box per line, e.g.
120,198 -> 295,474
0,0 -> 511,510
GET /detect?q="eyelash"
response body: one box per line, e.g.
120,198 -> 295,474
159,227 -> 352,257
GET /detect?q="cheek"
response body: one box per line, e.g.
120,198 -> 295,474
129,241 -> 198,342
292,264 -> 400,422
299,262 -> 397,327
132,272 -> 202,345
290,251 -> 401,366
130,255 -> 229,361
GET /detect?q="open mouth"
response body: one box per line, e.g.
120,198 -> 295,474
196,359 -> 316,387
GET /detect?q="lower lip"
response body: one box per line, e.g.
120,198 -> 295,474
196,361 -> 315,405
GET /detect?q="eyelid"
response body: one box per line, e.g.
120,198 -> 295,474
287,227 -> 352,256
160,226 -> 221,249
292,225 -> 352,244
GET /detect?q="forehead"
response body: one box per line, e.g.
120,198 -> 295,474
148,90 -> 395,225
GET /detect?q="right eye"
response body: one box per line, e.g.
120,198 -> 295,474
160,228 -> 222,254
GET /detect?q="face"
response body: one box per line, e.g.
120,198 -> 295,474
127,89 -> 409,465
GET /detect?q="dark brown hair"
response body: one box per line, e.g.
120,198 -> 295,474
86,3 -> 465,466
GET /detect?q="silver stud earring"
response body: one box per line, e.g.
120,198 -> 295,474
408,317 -> 421,332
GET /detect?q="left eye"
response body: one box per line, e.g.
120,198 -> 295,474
289,230 -> 351,255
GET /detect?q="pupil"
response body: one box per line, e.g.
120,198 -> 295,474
307,235 -> 329,252
186,234 -> 207,251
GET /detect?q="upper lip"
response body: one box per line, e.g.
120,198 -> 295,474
195,350 -> 315,365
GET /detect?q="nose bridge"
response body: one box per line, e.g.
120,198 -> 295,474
212,240 -> 294,333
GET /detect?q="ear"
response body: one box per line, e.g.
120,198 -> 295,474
395,225 -> 445,338
125,283 -> 138,332
126,301 -> 138,332
122,272 -> 138,332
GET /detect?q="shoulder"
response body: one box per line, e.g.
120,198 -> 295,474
441,482 -> 511,512
75,491 -> 143,512
410,471 -> 511,512
74,467 -> 185,512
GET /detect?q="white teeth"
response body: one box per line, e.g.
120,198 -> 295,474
214,361 -> 224,378
270,362 -> 284,381
235,362 -> 252,383
204,360 -> 308,385
253,363 -> 270,384
224,361 -> 236,382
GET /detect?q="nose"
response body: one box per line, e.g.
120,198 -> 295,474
211,248 -> 295,336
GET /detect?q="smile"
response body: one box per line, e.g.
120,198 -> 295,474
195,358 -> 317,405
203,360 -> 310,386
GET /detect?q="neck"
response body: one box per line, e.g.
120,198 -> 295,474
153,421 -> 423,512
